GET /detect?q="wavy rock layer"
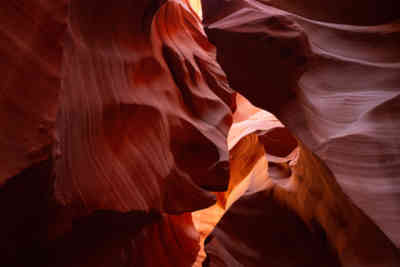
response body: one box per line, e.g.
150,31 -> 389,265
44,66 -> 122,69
203,96 -> 400,267
56,0 -> 234,214
1,1 -> 235,267
203,0 -> 400,249
257,0 -> 400,25
2,0 -> 400,266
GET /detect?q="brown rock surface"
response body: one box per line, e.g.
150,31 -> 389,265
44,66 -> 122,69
203,0 -> 400,249
1,1 -> 234,266
203,99 -> 400,266
0,0 -> 67,183
56,0 -> 234,214
1,0 -> 400,266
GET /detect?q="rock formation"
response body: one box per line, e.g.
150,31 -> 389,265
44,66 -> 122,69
1,1 -> 233,266
0,0 -> 66,182
199,95 -> 400,267
203,0 -> 400,255
1,0 -> 399,266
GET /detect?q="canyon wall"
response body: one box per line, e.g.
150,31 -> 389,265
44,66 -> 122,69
203,0 -> 400,250
1,1 -> 234,266
1,0 -> 399,266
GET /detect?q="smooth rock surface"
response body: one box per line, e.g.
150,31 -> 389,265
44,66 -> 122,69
204,99 -> 400,266
203,0 -> 400,248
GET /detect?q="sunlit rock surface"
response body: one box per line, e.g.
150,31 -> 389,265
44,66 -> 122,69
57,0 -> 235,214
202,95 -> 400,267
203,0 -> 400,250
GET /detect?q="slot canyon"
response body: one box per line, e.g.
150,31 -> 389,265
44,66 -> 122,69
0,0 -> 399,266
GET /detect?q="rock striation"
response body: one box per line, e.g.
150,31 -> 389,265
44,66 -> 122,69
1,0 -> 400,266
1,1 -> 234,266
203,0 -> 400,250
203,94 -> 400,267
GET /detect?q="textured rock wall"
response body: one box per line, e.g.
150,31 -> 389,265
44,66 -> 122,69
202,95 -> 400,267
203,0 -> 400,250
0,0 -> 67,183
1,0 -> 400,266
0,1 -> 234,266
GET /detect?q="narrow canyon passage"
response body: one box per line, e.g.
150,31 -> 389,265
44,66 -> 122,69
0,0 -> 399,267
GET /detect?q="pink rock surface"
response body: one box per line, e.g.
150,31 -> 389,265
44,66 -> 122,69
203,97 -> 400,266
203,0 -> 400,249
